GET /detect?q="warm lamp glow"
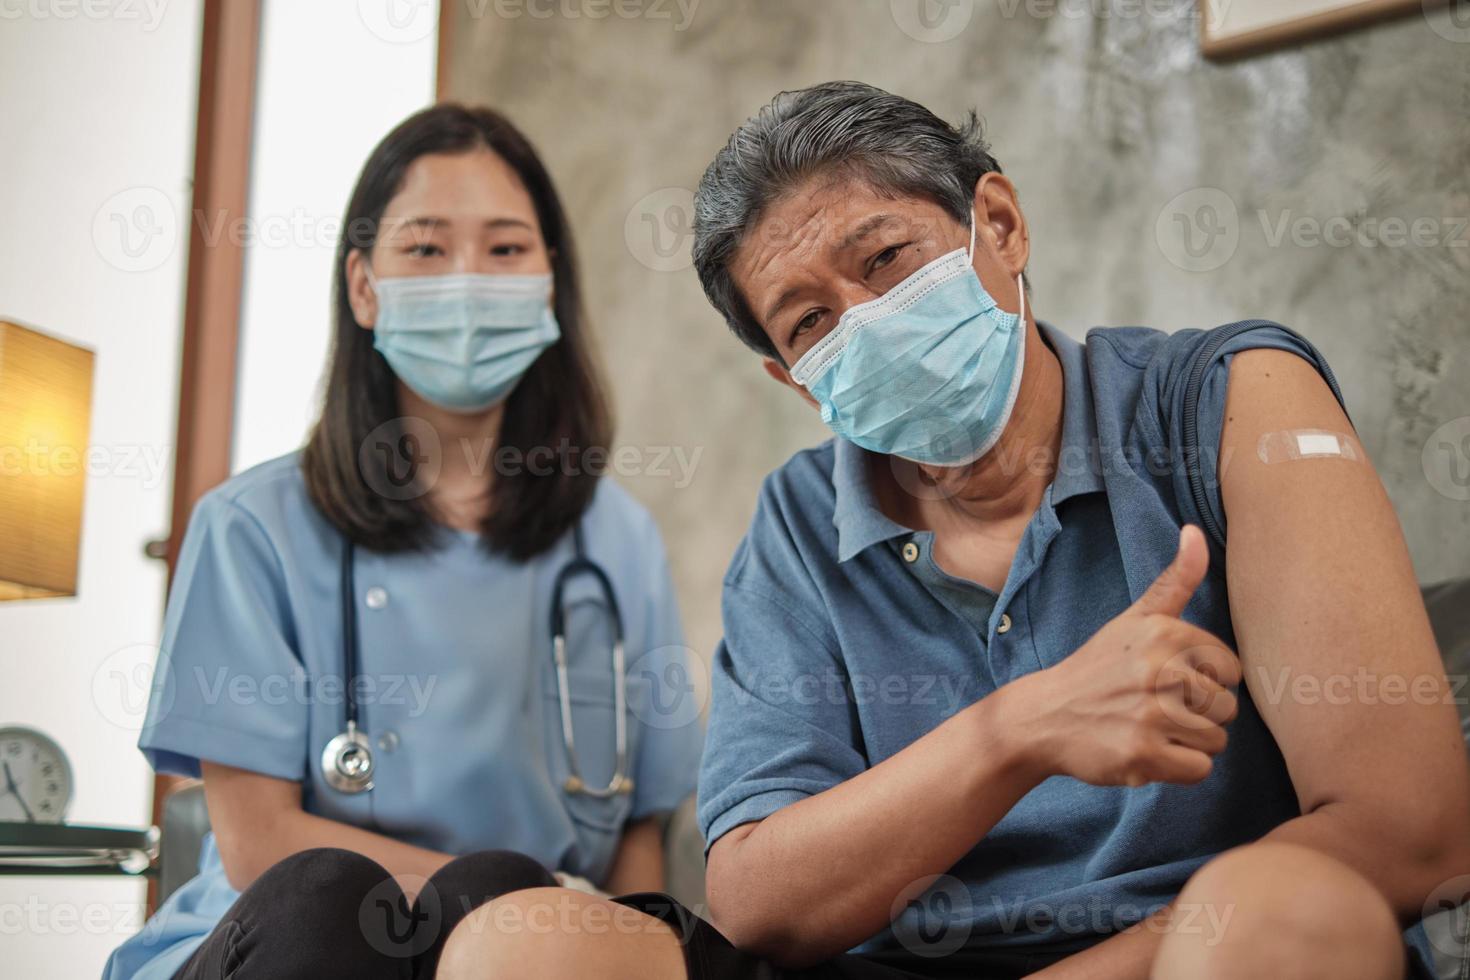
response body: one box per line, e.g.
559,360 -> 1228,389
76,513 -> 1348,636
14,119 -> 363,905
0,320 -> 95,600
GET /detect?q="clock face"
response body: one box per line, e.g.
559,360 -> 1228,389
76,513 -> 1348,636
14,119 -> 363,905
0,726 -> 73,823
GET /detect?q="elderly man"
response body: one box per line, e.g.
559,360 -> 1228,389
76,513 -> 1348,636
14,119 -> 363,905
437,82 -> 1469,980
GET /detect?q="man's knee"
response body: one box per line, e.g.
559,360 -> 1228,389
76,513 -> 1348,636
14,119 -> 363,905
1154,842 -> 1403,980
437,887 -> 685,980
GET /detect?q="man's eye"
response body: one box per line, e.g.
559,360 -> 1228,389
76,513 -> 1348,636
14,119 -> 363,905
870,245 -> 903,271
793,311 -> 822,337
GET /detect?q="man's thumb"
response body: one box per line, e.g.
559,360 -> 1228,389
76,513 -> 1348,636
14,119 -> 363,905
1132,525 -> 1209,618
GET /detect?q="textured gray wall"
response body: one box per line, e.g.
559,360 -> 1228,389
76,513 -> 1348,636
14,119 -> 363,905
446,0 -> 1470,667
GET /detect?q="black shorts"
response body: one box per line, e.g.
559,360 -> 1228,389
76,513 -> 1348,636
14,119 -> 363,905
613,893 -> 1080,980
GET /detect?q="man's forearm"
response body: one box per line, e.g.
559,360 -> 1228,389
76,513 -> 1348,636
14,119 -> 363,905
704,681 -> 1042,968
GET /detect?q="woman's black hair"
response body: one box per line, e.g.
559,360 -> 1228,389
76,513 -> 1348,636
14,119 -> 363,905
302,103 -> 612,561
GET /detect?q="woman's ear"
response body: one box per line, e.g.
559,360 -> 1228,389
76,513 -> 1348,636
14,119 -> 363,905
971,172 -> 1030,279
762,357 -> 820,410
346,249 -> 378,329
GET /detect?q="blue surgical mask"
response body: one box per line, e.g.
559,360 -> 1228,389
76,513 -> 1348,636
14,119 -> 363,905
365,269 -> 561,412
789,215 -> 1026,466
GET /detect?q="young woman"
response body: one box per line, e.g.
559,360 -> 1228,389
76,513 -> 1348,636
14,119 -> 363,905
105,104 -> 701,980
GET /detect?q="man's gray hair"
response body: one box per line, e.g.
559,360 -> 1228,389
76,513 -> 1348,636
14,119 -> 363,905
691,80 -> 1004,360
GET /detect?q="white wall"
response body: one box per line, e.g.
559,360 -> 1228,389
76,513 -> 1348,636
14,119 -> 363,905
232,0 -> 440,473
0,3 -> 203,977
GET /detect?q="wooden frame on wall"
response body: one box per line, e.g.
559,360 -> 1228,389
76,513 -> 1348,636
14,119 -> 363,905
1200,0 -> 1450,60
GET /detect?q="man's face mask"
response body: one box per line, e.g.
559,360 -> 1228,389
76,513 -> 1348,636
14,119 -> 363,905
788,212 -> 1027,467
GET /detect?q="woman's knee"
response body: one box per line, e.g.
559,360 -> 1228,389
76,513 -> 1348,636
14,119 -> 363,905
209,848 -> 409,978
422,849 -> 556,906
1153,842 -> 1403,980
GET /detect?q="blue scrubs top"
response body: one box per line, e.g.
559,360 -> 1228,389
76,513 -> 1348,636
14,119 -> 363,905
698,321 -> 1439,969
105,453 -> 703,980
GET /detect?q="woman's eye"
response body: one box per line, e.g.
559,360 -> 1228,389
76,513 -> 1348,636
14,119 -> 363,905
490,243 -> 526,257
406,243 -> 443,258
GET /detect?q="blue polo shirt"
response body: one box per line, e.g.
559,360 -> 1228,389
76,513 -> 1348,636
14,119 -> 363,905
698,320 -> 1336,955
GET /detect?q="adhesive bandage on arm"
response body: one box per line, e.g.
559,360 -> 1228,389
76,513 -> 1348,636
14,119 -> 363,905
1257,429 -> 1362,464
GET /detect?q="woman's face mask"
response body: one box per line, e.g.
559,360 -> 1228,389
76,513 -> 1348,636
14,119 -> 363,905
789,212 -> 1028,467
364,267 -> 561,413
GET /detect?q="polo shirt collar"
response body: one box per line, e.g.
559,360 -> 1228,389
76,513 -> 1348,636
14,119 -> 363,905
830,321 -> 1104,562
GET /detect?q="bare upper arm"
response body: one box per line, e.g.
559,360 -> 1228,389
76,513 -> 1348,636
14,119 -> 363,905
1218,349 -> 1467,823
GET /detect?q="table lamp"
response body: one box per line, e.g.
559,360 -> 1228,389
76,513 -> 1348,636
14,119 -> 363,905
0,319 -> 95,601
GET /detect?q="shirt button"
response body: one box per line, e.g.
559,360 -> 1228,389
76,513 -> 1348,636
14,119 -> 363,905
902,541 -> 920,563
997,613 -> 1012,635
365,587 -> 389,610
376,731 -> 399,753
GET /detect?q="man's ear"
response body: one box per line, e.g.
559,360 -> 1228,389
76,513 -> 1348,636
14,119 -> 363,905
762,357 -> 820,409
346,249 -> 378,329
971,172 -> 1030,278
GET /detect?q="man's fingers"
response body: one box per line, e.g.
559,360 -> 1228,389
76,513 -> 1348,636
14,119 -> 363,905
1178,636 -> 1243,689
1157,665 -> 1239,727
1131,525 -> 1210,619
1135,743 -> 1214,786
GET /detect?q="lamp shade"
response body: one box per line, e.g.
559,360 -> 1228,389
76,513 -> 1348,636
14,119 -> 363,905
0,320 -> 95,600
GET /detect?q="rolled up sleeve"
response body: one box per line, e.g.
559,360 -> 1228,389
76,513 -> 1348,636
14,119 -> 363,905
696,580 -> 867,849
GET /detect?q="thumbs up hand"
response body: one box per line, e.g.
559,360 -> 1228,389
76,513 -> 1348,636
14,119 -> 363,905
1004,526 -> 1242,788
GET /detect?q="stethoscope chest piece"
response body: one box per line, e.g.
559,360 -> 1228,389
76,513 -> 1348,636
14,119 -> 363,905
322,720 -> 375,794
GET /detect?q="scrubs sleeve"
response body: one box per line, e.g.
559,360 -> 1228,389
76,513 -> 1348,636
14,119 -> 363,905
695,579 -> 866,850
138,490 -> 308,782
627,529 -> 704,821
1165,322 -> 1348,548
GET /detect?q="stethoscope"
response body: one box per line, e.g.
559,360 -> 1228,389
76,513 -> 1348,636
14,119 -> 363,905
320,525 -> 634,798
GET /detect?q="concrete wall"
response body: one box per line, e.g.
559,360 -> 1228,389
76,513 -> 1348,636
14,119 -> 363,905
444,0 -> 1470,670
